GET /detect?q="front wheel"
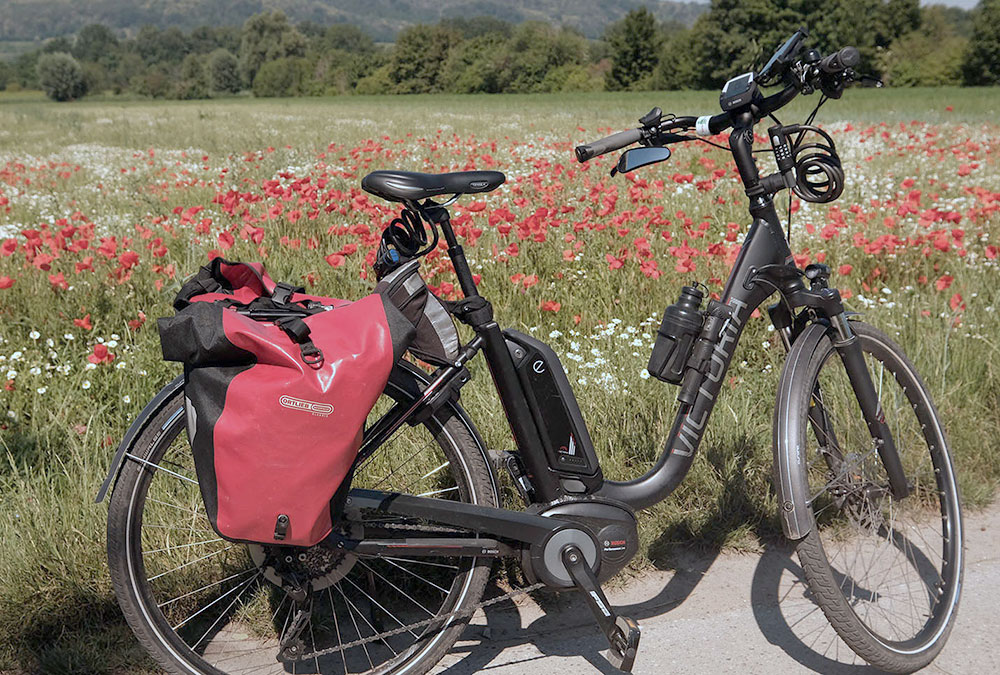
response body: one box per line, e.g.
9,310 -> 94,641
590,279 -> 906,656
780,321 -> 962,673
107,368 -> 498,675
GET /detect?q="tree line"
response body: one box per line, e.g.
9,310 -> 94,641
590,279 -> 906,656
2,0 -> 998,103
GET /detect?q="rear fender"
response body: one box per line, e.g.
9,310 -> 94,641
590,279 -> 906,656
95,374 -> 185,502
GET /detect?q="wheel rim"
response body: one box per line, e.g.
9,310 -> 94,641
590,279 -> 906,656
121,384 -> 485,674
804,333 -> 962,652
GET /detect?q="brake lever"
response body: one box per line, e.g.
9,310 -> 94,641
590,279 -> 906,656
857,74 -> 884,88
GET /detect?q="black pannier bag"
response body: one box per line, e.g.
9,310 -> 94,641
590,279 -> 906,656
375,258 -> 461,366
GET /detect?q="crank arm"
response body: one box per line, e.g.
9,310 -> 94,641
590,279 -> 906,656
345,488 -> 568,547
562,545 -> 641,672
336,536 -> 517,558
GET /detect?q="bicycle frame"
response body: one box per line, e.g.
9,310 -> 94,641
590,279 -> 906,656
357,113 -> 910,545
98,114 -> 910,558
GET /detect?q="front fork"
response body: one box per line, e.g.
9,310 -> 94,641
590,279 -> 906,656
770,266 -> 910,500
829,314 -> 910,499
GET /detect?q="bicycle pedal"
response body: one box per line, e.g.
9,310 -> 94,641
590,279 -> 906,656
606,615 -> 641,672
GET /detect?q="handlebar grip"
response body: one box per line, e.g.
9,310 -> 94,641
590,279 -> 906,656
819,46 -> 860,73
575,127 -> 644,163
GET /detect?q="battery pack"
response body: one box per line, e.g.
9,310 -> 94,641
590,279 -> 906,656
504,330 -> 602,489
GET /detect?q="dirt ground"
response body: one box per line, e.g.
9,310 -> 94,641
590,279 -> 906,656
434,504 -> 999,674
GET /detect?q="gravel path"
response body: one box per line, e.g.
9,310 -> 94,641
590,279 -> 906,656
435,504 -> 999,674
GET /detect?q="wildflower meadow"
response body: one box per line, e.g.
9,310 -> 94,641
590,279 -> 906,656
0,87 -> 998,671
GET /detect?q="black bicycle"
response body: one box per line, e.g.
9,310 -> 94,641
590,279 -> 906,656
100,29 -> 962,675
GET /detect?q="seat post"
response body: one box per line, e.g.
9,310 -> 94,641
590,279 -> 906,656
438,216 -> 480,299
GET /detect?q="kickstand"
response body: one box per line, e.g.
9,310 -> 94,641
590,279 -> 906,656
561,545 -> 641,672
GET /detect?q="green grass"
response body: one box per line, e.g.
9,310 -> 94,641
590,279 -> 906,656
0,88 -> 998,673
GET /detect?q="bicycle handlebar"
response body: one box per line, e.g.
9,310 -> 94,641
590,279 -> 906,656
574,128 -> 644,162
574,43 -> 861,165
575,112 -> 732,163
818,46 -> 860,74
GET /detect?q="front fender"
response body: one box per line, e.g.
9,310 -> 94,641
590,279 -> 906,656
772,322 -> 829,539
95,374 -> 185,503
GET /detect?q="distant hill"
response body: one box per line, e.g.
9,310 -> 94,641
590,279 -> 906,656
0,0 -> 708,42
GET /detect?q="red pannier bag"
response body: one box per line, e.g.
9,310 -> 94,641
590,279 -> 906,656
158,258 -> 413,547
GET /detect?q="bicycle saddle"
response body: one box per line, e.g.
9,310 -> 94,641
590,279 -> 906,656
362,170 -> 506,203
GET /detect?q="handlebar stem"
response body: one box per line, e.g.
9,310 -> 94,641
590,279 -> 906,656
729,112 -> 760,191
729,111 -> 784,228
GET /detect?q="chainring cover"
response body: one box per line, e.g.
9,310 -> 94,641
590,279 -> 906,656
526,497 -> 639,586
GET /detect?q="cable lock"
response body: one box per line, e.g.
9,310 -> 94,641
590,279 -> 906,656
785,124 -> 844,203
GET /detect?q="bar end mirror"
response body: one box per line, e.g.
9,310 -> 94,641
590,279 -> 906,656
611,146 -> 672,177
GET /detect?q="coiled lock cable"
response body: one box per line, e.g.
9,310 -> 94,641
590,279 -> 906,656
373,207 -> 440,279
786,124 -> 844,203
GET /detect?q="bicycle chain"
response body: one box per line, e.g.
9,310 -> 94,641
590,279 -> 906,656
290,580 -> 546,662
368,521 -> 470,534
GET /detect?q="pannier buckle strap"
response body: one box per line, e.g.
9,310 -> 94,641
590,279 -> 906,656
271,282 -> 305,306
299,343 -> 324,367
275,316 -> 325,368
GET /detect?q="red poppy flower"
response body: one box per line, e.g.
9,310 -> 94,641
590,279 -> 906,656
949,293 -> 964,312
935,275 -> 953,291
87,343 -> 115,364
48,272 -> 69,291
128,311 -> 146,331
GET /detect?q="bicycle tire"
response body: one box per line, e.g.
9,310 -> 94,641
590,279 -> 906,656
107,369 -> 497,675
779,321 -> 962,673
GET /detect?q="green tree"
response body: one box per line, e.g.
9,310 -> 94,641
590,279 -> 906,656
37,52 -> 87,101
252,57 -> 307,97
134,26 -> 191,65
962,0 -> 1000,85
494,22 -> 589,93
882,0 -> 921,41
441,33 -> 506,93
132,65 -> 172,98
0,61 -> 9,91
605,7 -> 662,91
652,29 -> 702,89
320,24 -> 376,54
72,24 -> 119,64
207,49 -> 241,94
189,25 -> 241,55
239,11 -> 306,86
355,63 -> 394,94
877,6 -> 966,86
387,24 -> 460,94
174,53 -> 209,99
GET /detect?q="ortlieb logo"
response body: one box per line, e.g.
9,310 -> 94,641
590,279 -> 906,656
279,395 -> 334,417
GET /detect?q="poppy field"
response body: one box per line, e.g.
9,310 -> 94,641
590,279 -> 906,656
0,88 -> 998,672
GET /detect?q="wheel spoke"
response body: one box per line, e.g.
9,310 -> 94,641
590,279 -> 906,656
148,545 -> 236,582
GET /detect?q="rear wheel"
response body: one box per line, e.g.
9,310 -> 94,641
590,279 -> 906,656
784,321 -> 962,673
107,369 -> 497,674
